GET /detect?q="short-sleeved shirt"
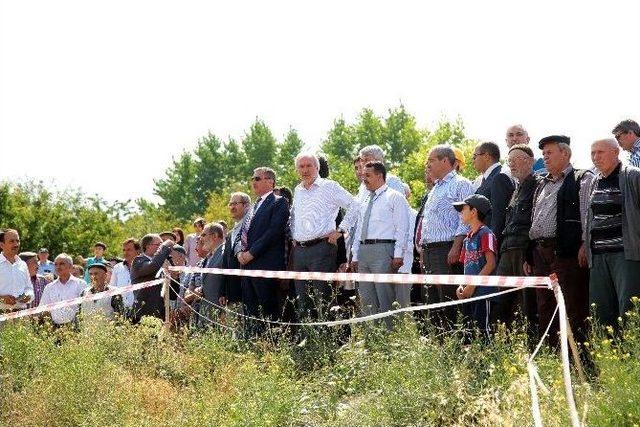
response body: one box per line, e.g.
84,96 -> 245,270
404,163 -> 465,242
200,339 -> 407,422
37,260 -> 55,276
459,225 -> 498,296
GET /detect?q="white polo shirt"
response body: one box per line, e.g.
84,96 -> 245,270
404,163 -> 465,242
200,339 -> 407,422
39,275 -> 86,325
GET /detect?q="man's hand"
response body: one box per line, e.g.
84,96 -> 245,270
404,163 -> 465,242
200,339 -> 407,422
447,242 -> 462,266
523,261 -> 533,276
456,285 -> 465,300
162,240 -> 175,248
391,257 -> 403,271
578,242 -> 588,268
327,231 -> 342,246
237,251 -> 254,265
17,294 -> 31,304
350,261 -> 359,273
218,296 -> 227,306
1,295 -> 17,305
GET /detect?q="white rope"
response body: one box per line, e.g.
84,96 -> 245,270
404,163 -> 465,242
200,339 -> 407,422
171,288 -> 234,331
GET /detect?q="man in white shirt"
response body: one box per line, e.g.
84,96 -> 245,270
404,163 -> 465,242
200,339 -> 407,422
109,238 -> 140,310
39,253 -> 86,326
350,162 -> 410,329
0,229 -> 34,313
290,152 -> 360,319
357,145 -> 406,198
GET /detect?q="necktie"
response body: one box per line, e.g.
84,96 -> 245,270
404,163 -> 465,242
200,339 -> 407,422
360,191 -> 376,241
415,216 -> 423,248
241,198 -> 261,251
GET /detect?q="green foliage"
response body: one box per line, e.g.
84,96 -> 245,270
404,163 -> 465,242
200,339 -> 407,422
275,128 -> 303,190
242,118 -> 278,178
4,308 -> 639,426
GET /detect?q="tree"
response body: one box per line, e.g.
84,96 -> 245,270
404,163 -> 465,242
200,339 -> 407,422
352,108 -> 385,153
276,128 -> 303,190
242,118 -> 277,177
321,116 -> 357,163
384,104 -> 424,168
153,151 -> 200,221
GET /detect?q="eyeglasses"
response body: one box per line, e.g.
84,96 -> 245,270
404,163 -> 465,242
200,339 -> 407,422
251,176 -> 262,182
228,201 -> 245,206
614,131 -> 626,141
472,152 -> 486,159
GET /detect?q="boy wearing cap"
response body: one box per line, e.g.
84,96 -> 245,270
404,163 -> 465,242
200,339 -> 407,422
84,242 -> 107,284
453,194 -> 498,334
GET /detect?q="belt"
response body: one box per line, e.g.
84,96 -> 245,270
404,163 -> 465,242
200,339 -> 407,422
534,237 -> 557,248
360,239 -> 396,245
293,237 -> 326,248
421,241 -> 451,250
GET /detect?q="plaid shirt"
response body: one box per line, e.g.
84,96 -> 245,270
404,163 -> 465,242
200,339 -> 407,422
30,274 -> 51,307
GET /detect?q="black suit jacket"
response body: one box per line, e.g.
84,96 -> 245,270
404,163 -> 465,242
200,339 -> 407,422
220,232 -> 243,303
130,245 -> 172,321
475,164 -> 515,243
245,192 -> 289,271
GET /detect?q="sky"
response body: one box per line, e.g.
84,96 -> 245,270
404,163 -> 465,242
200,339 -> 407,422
1,0 -> 638,204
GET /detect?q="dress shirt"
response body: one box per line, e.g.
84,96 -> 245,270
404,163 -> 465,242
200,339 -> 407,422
37,260 -> 55,276
529,164 -> 595,241
109,261 -> 134,307
630,138 -> 640,168
399,207 -> 418,273
291,177 -> 359,242
253,191 -> 272,214
0,253 -> 34,310
38,275 -> 86,324
184,233 -> 201,267
421,171 -> 475,244
31,275 -> 50,307
351,185 -> 410,262
231,213 -> 248,256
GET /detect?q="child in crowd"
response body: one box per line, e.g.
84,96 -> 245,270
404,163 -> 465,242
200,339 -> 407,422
453,194 -> 498,335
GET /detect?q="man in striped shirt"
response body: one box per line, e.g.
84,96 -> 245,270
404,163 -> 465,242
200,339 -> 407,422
585,138 -> 640,329
19,251 -> 51,307
420,145 -> 475,328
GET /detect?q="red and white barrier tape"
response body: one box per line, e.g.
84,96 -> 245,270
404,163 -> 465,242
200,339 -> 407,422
0,278 -> 163,323
168,266 -> 552,288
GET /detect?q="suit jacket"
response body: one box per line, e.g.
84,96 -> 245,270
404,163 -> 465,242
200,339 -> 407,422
199,244 -> 224,320
130,245 -> 172,321
476,164 -> 515,244
220,232 -> 243,303
245,192 -> 289,271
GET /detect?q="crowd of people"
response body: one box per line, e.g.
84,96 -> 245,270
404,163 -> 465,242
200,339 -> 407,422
2,119 -> 640,347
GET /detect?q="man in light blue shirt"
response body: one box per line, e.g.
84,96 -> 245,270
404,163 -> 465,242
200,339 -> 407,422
420,145 -> 475,329
37,248 -> 55,276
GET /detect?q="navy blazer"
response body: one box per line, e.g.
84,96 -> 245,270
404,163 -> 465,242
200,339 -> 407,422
245,192 -> 289,271
476,164 -> 515,244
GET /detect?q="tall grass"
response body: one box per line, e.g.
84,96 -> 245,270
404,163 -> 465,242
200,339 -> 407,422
1,305 -> 639,426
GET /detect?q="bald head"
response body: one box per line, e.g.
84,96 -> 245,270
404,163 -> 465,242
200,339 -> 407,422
591,138 -> 620,177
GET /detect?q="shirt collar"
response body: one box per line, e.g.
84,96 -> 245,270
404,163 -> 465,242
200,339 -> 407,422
301,176 -> 326,189
483,162 -> 500,179
371,184 -> 388,196
0,252 -> 17,264
545,164 -> 574,182
436,170 -> 457,185
257,191 -> 273,202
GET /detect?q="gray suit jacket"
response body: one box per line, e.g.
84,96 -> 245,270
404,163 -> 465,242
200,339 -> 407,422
198,244 -> 224,321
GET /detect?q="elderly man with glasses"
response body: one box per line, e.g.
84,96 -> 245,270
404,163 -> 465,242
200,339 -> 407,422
219,192 -> 251,308
130,233 -> 174,322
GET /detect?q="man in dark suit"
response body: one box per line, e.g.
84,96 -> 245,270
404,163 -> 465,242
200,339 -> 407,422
130,234 -> 174,322
199,222 -> 225,324
219,191 -> 250,306
472,141 -> 516,246
236,167 -> 289,333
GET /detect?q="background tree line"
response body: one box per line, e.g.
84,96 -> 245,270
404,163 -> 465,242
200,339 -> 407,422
0,105 -> 479,259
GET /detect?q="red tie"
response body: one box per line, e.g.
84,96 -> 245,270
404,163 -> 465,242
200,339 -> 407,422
415,216 -> 423,248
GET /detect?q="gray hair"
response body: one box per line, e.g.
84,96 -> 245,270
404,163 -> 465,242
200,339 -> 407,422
593,138 -> 620,150
557,142 -> 572,158
140,233 -> 160,252
359,144 -> 385,161
294,152 -> 320,169
254,167 -> 276,183
430,144 -> 456,166
230,191 -> 251,205
55,253 -> 73,266
203,222 -> 224,239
